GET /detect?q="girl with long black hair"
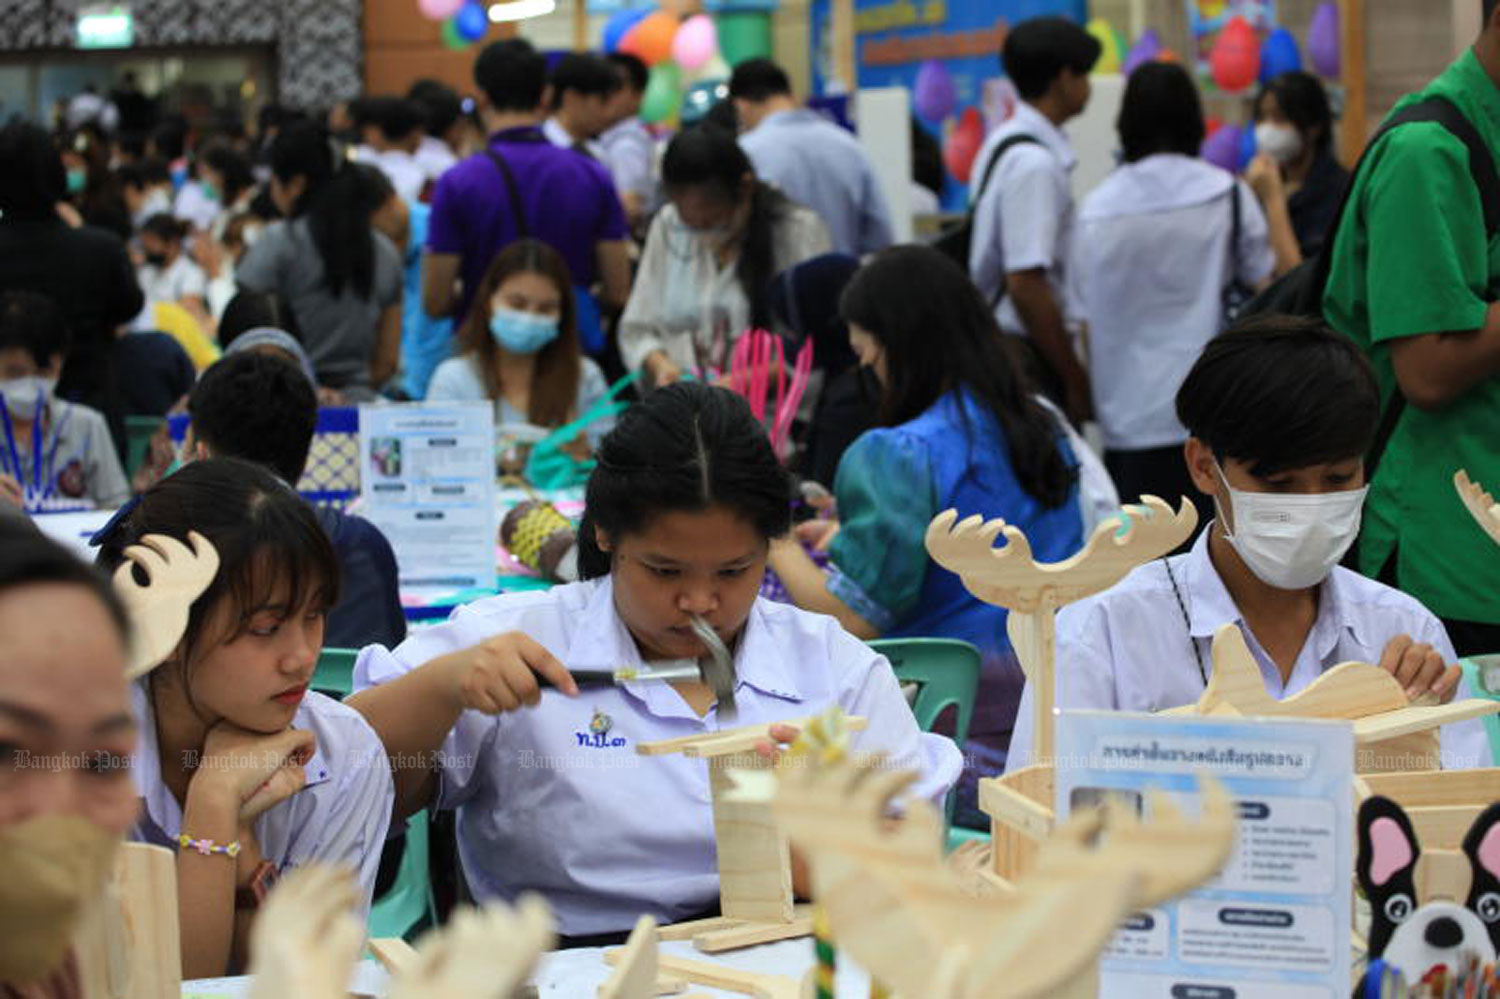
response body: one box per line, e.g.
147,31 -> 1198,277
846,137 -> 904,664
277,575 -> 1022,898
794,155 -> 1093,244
348,383 -> 959,944
236,120 -> 403,400
767,244 -> 1084,827
618,125 -> 830,387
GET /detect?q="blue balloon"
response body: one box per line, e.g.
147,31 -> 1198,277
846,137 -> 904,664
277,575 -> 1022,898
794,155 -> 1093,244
1238,120 -> 1258,169
1259,28 -> 1303,85
455,1 -> 488,42
603,7 -> 650,54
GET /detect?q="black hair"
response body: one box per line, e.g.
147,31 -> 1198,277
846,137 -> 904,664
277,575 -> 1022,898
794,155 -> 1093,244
353,162 -> 396,206
727,58 -> 793,102
839,246 -> 1076,508
662,125 -> 789,329
117,157 -> 171,190
0,120 -> 66,221
607,52 -> 649,95
140,212 -> 190,243
577,383 -> 792,579
189,353 -> 317,485
1175,314 -> 1380,477
0,290 -> 70,368
704,99 -> 739,133
1002,16 -> 1102,101
116,131 -> 148,161
353,96 -> 427,143
94,457 -> 339,674
474,39 -> 548,113
550,53 -> 623,109
1119,62 -> 1206,163
201,140 -> 255,204
148,117 -> 187,162
408,80 -> 463,138
1256,71 -> 1336,155
911,117 -> 944,197
268,119 -> 379,298
0,519 -> 129,639
218,291 -> 304,347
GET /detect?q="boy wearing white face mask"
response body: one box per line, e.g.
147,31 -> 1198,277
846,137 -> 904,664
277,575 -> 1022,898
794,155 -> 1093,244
1007,316 -> 1491,772
0,291 -> 128,512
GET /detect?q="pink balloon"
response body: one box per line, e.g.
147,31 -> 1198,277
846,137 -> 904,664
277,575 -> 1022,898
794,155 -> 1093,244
1210,16 -> 1260,93
1309,2 -> 1341,78
672,15 -> 718,72
418,0 -> 464,21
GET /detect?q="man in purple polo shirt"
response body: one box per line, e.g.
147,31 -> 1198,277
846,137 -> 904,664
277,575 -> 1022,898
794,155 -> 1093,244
421,39 -> 631,326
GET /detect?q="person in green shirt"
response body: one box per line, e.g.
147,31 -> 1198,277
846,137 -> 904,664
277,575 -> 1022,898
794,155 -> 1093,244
1323,0 -> 1500,657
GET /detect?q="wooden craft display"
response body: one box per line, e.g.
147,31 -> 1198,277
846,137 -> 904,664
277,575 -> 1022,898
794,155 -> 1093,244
1456,470 -> 1500,547
110,531 -> 220,679
730,749 -> 1235,998
925,497 -> 1197,880
1356,768 -> 1500,900
73,843 -> 181,999
635,715 -> 868,954
598,916 -> 691,999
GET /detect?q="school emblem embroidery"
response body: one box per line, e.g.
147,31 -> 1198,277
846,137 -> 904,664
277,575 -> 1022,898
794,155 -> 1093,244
577,706 -> 626,749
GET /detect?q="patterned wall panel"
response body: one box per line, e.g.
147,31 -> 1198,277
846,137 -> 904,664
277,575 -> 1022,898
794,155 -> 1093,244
0,0 -> 362,109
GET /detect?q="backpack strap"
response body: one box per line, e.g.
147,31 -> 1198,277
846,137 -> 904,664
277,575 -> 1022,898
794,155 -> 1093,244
969,134 -> 1044,213
484,148 -> 532,239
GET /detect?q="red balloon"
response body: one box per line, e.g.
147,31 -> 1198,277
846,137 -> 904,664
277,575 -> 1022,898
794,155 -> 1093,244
945,108 -> 986,186
1210,17 -> 1260,93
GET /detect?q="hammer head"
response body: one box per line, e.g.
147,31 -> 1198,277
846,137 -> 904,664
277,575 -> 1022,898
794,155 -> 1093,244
687,614 -> 737,721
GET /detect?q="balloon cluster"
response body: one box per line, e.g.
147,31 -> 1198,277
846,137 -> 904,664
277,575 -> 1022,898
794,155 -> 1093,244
909,60 -> 978,184
418,0 -> 490,49
601,6 -> 773,125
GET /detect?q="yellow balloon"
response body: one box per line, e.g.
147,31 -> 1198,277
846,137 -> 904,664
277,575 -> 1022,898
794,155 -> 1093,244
1087,17 -> 1124,75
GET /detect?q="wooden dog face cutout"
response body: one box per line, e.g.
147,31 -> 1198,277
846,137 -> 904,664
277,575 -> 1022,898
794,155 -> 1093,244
1357,796 -> 1500,978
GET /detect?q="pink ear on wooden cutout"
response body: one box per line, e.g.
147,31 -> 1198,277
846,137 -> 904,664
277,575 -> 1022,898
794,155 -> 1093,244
1370,817 -> 1415,886
1478,824 -> 1500,878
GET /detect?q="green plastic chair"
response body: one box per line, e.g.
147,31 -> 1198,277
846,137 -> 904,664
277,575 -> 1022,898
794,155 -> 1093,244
123,415 -> 165,481
869,638 -> 985,850
1461,656 -> 1500,767
314,647 -> 358,700
369,809 -> 437,941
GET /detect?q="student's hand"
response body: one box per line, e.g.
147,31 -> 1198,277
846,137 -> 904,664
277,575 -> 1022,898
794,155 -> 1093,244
0,473 -> 21,509
560,433 -> 592,463
192,722 -> 317,823
644,351 -> 682,389
1378,634 -> 1462,703
433,632 -> 579,714
753,723 -> 802,765
1245,154 -> 1285,205
794,517 -> 841,552
55,201 -> 83,228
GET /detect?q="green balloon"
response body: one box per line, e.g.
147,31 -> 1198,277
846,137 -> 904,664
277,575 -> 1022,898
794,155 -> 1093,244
717,12 -> 772,66
641,62 -> 683,125
441,18 -> 469,51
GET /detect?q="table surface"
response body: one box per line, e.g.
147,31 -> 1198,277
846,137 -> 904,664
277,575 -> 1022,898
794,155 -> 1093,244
181,938 -> 871,997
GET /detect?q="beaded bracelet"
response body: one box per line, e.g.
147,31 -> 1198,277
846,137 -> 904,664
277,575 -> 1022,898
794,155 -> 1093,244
178,833 -> 241,858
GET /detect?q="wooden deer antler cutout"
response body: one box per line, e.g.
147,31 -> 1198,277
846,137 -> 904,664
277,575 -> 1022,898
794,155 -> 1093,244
111,531 -> 219,679
1456,470 -> 1500,547
926,496 -> 1198,763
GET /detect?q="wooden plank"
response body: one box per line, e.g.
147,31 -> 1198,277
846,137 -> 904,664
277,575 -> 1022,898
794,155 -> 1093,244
636,717 -> 867,758
1353,699 -> 1500,743
709,757 -> 794,924
980,780 -> 1055,842
1418,848 -> 1472,902
692,912 -> 814,952
605,953 -> 802,999
1358,731 -> 1440,774
75,842 -> 181,999
368,937 -> 418,976
1339,0 -> 1369,164
1358,767 -> 1500,806
657,916 -> 739,942
1406,806 -> 1490,853
598,916 -> 658,999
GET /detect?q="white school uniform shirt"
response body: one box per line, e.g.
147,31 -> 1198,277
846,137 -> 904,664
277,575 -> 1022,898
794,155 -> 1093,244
355,145 -> 426,204
543,117 -> 605,161
353,576 -> 962,937
968,101 -> 1077,335
1071,155 -> 1276,451
1007,528 -> 1491,773
127,683 -> 395,915
415,135 -> 458,185
599,117 -> 656,203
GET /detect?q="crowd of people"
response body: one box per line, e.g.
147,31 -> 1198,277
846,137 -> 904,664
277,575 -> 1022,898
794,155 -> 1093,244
4,3 -> 1500,987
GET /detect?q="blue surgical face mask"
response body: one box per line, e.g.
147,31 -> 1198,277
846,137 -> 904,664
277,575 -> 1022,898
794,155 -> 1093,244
489,306 -> 560,355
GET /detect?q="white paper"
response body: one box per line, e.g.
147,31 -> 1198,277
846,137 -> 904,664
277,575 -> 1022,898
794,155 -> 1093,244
1055,711 -> 1354,998
359,402 -> 497,591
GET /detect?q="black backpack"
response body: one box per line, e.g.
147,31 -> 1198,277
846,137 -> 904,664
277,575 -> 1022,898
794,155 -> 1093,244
1241,96 -> 1500,476
933,134 -> 1043,281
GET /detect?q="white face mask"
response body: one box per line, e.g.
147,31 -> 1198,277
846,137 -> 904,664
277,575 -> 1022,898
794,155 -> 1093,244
1215,463 -> 1368,590
1254,123 -> 1304,166
0,376 -> 56,421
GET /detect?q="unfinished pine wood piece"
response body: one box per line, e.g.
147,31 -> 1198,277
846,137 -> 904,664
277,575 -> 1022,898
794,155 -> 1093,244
1456,470 -> 1500,546
74,842 -> 181,999
637,718 -> 866,953
604,952 -> 801,999
387,895 -> 554,999
926,496 -> 1197,772
111,532 -> 220,679
599,916 -> 659,999
248,866 -> 365,999
755,754 -> 1234,999
1357,767 -> 1500,862
368,938 -> 419,977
